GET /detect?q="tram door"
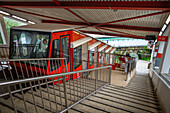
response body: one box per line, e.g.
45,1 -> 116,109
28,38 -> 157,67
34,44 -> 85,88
49,32 -> 70,83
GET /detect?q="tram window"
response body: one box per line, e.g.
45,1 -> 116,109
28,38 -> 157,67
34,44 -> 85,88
51,39 -> 60,58
106,54 -> 109,63
62,37 -> 69,65
10,30 -> 50,60
99,53 -> 102,64
74,46 -> 82,69
90,49 -> 94,66
51,39 -> 60,70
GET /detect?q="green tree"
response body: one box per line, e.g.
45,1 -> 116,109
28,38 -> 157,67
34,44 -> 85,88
4,17 -> 26,37
0,17 -> 26,44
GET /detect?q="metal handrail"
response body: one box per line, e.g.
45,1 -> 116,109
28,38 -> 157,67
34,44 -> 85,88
0,66 -> 112,87
150,68 -> 170,89
0,57 -> 66,62
82,60 -> 110,66
0,44 -> 9,48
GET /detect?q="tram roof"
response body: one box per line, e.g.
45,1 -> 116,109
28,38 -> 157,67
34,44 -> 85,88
11,23 -> 114,48
11,23 -> 77,32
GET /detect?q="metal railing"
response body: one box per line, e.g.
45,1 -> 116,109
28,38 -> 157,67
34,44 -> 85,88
125,58 -> 137,81
0,45 -> 9,60
0,57 -> 112,113
0,58 -> 68,95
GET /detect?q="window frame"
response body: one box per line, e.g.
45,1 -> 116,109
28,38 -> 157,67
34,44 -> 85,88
74,46 -> 82,69
61,35 -> 69,65
9,29 -> 51,59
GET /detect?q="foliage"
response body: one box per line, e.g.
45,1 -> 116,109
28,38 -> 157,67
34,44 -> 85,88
0,17 -> 25,44
4,17 -> 26,37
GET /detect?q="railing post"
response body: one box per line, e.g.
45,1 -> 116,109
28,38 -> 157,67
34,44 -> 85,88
95,70 -> 98,91
109,67 -> 112,85
63,76 -> 68,109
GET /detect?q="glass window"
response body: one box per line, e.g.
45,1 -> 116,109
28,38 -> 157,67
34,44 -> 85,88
90,49 -> 94,66
74,46 -> 82,69
106,54 -> 109,63
62,37 -> 69,65
0,31 -> 3,44
99,52 -> 102,64
50,39 -> 60,71
10,30 -> 50,59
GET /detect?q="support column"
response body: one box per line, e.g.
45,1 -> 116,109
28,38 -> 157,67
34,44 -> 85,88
0,14 -> 9,45
159,27 -> 170,74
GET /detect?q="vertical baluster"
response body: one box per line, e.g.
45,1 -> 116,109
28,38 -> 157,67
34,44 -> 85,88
38,80 -> 46,112
24,61 -> 29,78
52,78 -> 59,112
72,73 -> 76,102
29,60 -> 37,90
76,73 -> 79,100
19,83 -> 28,113
45,78 -> 52,113
57,76 -> 63,110
62,75 -> 68,109
7,86 -> 17,113
6,59 -> 16,89
109,67 -> 112,85
29,81 -> 38,113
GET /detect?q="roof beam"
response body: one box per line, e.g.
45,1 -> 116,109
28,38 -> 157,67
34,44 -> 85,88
99,27 -> 145,39
79,30 -> 146,39
0,1 -> 170,10
52,0 -> 60,6
52,0 -> 91,25
64,8 -> 91,25
95,27 -> 105,35
95,10 -> 170,26
42,20 -> 161,32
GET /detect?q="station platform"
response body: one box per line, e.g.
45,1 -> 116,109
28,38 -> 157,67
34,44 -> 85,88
0,60 -> 162,113
69,73 -> 161,113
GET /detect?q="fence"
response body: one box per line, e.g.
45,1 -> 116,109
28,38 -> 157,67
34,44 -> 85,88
0,58 -> 68,95
0,45 -> 9,60
0,57 -> 112,113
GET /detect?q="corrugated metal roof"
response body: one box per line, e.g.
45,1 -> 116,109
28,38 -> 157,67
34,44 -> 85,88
112,13 -> 169,28
0,0 -> 169,39
71,9 -> 161,24
104,28 -> 158,36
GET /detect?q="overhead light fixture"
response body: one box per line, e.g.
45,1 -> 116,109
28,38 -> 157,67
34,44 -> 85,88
161,24 -> 167,32
165,15 -> 170,25
159,31 -> 163,36
0,10 -> 10,15
12,15 -> 27,22
28,21 -> 35,24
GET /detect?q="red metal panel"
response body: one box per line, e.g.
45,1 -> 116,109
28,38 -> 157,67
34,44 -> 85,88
155,49 -> 158,52
1,1 -> 170,10
157,36 -> 168,42
157,53 -> 162,58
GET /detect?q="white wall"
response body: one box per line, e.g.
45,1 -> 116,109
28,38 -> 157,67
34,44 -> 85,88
160,24 -> 170,74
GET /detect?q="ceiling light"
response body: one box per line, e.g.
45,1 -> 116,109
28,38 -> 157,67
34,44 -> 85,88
0,10 -> 10,15
161,24 -> 167,31
28,21 -> 35,24
159,31 -> 162,36
12,15 -> 27,22
165,15 -> 170,25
